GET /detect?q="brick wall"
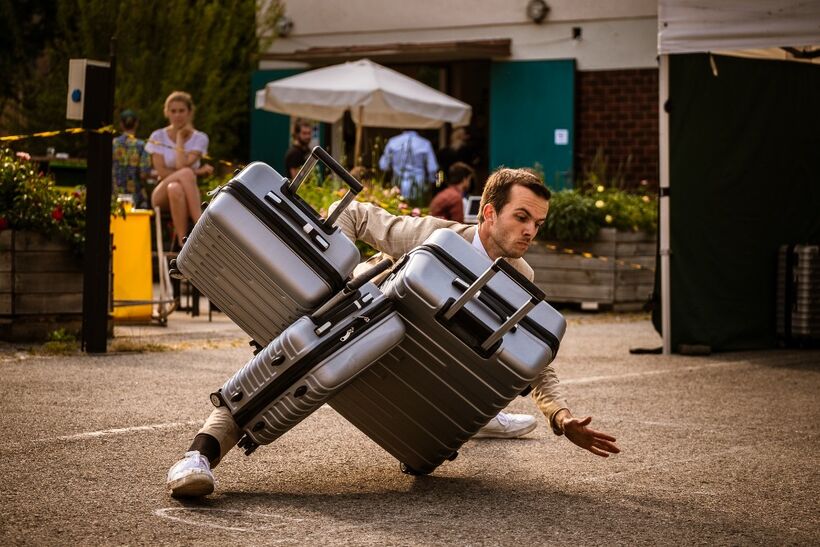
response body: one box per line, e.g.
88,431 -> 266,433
576,68 -> 658,189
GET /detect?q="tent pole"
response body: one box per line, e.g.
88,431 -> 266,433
659,54 -> 672,355
353,105 -> 363,167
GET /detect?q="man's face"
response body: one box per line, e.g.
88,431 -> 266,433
482,185 -> 548,259
296,125 -> 312,147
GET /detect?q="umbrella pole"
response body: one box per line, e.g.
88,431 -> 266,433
353,105 -> 363,167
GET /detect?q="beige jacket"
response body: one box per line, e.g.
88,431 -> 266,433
334,200 -> 568,432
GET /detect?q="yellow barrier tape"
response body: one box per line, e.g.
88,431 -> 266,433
0,125 -> 243,169
532,239 -> 655,272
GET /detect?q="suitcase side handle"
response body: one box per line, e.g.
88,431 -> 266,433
443,258 -> 545,352
289,146 -> 363,228
309,258 -> 394,330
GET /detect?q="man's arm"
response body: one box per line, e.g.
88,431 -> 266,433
531,364 -> 620,458
331,199 -> 470,258
554,410 -> 620,457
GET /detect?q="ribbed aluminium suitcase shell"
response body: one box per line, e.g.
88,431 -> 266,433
212,281 -> 405,454
176,149 -> 361,346
776,244 -> 820,342
330,229 -> 566,474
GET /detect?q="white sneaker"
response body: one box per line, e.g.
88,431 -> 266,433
473,412 -> 537,439
167,450 -> 214,497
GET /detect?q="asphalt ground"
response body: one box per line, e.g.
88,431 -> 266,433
0,307 -> 818,545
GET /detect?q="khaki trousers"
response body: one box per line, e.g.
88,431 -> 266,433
199,406 -> 242,466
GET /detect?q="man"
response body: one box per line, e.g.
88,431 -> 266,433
378,130 -> 438,203
166,168 -> 619,497
429,162 -> 473,222
111,109 -> 152,208
284,119 -> 313,179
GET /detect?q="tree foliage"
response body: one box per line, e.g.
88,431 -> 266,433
4,0 -> 276,164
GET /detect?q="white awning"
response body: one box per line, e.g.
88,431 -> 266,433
658,0 -> 820,54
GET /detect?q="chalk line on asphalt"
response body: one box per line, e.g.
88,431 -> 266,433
561,360 -> 746,385
153,507 -> 304,534
36,420 -> 203,443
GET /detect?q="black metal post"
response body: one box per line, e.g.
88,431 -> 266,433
80,53 -> 115,353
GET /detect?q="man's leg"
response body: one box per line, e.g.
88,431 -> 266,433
166,406 -> 242,497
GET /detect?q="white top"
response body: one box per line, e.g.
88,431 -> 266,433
471,230 -> 491,260
145,128 -> 209,170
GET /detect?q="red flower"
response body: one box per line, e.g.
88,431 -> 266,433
51,207 -> 64,221
0,217 -> 7,231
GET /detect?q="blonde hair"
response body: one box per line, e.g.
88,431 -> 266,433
163,91 -> 195,118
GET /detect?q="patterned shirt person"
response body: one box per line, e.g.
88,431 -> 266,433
112,116 -> 152,208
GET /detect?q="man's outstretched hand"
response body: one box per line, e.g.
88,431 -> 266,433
556,411 -> 620,457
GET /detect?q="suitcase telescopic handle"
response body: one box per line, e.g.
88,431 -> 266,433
289,146 -> 364,228
443,258 -> 546,352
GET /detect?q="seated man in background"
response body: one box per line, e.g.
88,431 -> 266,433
429,161 -> 473,222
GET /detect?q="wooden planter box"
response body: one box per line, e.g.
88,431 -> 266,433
527,228 -> 657,311
0,230 -> 84,341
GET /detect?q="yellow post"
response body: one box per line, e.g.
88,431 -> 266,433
110,206 -> 153,321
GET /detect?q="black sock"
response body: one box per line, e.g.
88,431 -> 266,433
189,433 -> 222,467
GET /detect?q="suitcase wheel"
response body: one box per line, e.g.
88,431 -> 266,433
209,391 -> 224,407
238,435 -> 259,456
399,462 -> 429,476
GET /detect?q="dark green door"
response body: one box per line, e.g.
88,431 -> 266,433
490,60 -> 575,189
250,69 -> 301,172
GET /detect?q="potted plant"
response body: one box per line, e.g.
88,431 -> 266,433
528,171 -> 658,311
0,147 -> 101,340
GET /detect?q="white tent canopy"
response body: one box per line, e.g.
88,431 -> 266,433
658,0 -> 820,54
656,0 -> 820,354
255,59 -> 472,129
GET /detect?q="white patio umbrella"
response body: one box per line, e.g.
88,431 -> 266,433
255,58 -> 472,163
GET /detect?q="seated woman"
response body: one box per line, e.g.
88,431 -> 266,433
146,91 -> 214,250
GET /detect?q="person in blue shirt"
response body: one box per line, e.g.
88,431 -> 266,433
378,130 -> 438,204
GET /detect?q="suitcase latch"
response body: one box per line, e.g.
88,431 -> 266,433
302,223 -> 329,251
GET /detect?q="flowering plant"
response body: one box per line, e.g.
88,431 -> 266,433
539,185 -> 657,241
528,148 -> 657,241
0,147 -> 122,253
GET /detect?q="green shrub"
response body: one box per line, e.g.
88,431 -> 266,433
540,186 -> 657,241
541,190 -> 601,241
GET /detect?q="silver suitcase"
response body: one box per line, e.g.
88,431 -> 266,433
330,229 -> 566,475
211,267 -> 405,455
174,147 -> 362,346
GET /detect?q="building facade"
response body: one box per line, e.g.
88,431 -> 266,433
253,0 -> 659,189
